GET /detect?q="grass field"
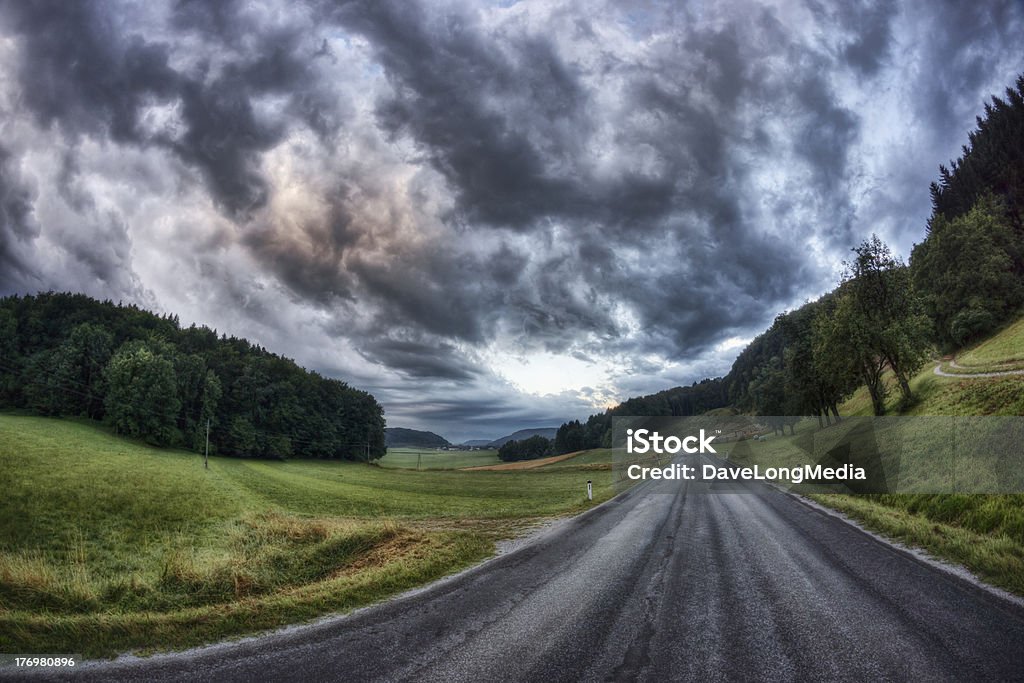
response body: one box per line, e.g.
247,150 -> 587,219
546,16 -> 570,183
0,415 -> 613,657
463,451 -> 586,470
539,448 -> 613,470
377,447 -> 500,469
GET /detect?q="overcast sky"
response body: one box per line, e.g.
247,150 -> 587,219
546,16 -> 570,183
0,0 -> 1022,442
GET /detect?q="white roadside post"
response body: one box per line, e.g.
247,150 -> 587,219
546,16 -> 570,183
587,480 -> 593,501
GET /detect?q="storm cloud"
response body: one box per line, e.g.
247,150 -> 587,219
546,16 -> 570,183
0,0 -> 1021,441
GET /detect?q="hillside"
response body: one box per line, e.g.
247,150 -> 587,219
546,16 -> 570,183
840,313 -> 1024,417
947,315 -> 1024,373
488,427 -> 558,447
0,292 -> 385,459
384,428 -> 450,449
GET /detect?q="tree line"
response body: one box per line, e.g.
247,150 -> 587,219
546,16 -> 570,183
0,292 -> 386,460
546,73 -> 1024,456
497,435 -> 555,462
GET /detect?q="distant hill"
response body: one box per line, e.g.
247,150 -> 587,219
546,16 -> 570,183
461,439 -> 493,447
385,428 -> 450,449
488,428 -> 558,448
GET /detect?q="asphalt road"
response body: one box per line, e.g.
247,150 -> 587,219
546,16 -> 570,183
28,460 -> 1024,682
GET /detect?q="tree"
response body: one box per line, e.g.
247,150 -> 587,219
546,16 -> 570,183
104,340 -> 181,445
911,196 -> 1024,347
228,416 -> 258,456
22,349 -> 66,416
555,420 -> 587,454
929,75 -> 1024,233
917,75 -> 1024,344
841,235 -> 931,407
777,302 -> 847,425
498,435 -> 553,462
814,289 -> 888,416
0,308 -> 19,404
57,323 -> 113,418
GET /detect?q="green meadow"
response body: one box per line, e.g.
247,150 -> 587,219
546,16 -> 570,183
0,415 -> 613,657
377,447 -> 501,469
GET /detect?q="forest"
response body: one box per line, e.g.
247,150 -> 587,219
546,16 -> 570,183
0,293 -> 386,459
554,74 -> 1024,454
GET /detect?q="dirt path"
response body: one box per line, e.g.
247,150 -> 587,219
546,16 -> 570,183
933,361 -> 1024,378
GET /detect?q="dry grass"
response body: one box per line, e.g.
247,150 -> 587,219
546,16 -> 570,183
461,451 -> 587,471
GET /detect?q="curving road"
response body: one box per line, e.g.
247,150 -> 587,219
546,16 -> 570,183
28,459 -> 1024,682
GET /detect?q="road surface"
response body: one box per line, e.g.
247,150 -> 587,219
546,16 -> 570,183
28,460 -> 1024,682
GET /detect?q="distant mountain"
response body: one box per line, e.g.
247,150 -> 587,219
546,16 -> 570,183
461,439 -> 493,447
487,428 -> 558,448
384,428 -> 450,449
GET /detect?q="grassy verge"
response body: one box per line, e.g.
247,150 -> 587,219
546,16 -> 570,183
724,417 -> 1024,596
1,524 -> 493,657
0,415 -> 613,657
808,493 -> 1024,596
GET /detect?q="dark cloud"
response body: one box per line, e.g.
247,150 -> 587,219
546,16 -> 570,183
241,196 -> 360,305
324,0 -> 846,366
335,0 -> 593,230
0,146 -> 40,292
0,0 -> 1021,437
357,338 -> 481,382
169,0 -> 246,41
910,1 -> 1024,136
5,1 -> 178,141
0,0 -> 327,216
349,248 -> 496,343
806,0 -> 897,76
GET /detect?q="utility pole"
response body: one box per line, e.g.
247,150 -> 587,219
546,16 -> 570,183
204,418 -> 210,470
